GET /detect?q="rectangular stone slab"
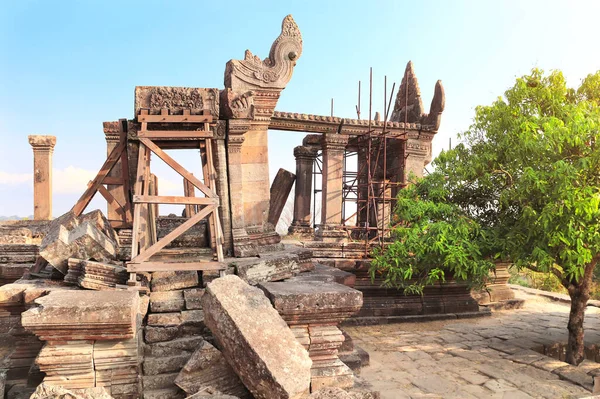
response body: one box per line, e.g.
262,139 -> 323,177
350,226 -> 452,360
259,281 -> 363,324
202,275 -> 311,399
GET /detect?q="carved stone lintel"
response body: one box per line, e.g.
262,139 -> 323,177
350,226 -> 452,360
224,15 -> 303,92
28,135 -> 57,151
134,86 -> 220,117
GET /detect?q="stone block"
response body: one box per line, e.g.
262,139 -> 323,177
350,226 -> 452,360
174,340 -> 250,397
150,291 -> 185,313
148,312 -> 182,327
144,337 -> 204,358
184,288 -> 205,310
142,373 -> 179,390
22,290 -> 138,341
143,354 -> 191,376
202,275 -> 312,399
232,252 -> 299,285
38,211 -> 118,274
151,271 -> 199,292
268,168 -> 296,227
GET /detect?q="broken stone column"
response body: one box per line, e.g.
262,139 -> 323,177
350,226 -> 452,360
316,134 -> 349,243
268,168 -> 296,228
28,135 -> 56,220
259,280 -> 363,391
202,275 -> 312,399
289,146 -> 318,236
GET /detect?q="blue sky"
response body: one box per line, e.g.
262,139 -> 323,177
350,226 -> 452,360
1,0 -> 599,217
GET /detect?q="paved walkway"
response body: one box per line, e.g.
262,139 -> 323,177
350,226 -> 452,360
345,290 -> 600,399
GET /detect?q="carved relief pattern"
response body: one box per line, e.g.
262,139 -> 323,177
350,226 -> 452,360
135,87 -> 220,117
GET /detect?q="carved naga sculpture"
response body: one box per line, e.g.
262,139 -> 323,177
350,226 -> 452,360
224,14 -> 303,92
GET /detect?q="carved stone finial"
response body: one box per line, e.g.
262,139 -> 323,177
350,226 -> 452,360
424,80 -> 446,130
224,15 -> 303,92
391,61 -> 424,124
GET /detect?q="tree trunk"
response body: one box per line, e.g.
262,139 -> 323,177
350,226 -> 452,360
565,262 -> 595,366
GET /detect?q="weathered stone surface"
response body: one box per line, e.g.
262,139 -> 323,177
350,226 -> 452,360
144,337 -> 205,358
143,353 -> 191,376
202,275 -> 311,399
29,383 -> 113,399
289,264 -> 356,287
38,211 -> 119,274
148,312 -> 183,327
174,340 -> 250,397
22,290 -> 138,341
151,271 -> 199,292
150,291 -> 185,313
135,86 -> 220,118
156,216 -> 208,248
260,281 -> 363,325
184,288 -> 205,310
309,387 -> 380,399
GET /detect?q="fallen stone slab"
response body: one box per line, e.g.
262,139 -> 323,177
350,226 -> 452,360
29,383 -> 113,399
174,340 -> 250,398
232,247 -> 313,286
202,275 -> 312,399
22,290 -> 138,341
38,210 -> 119,274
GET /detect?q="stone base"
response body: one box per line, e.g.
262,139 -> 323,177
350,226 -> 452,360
315,226 -> 349,243
288,222 -> 314,237
311,359 -> 354,391
233,229 -> 284,257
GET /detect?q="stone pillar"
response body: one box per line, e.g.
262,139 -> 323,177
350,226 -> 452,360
28,135 -> 56,220
227,119 -> 257,257
289,146 -> 317,236
102,122 -> 126,221
316,134 -> 349,243
403,134 -> 432,183
211,121 -> 234,255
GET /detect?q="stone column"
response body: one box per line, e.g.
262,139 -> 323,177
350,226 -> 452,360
28,135 -> 56,220
211,121 -> 234,255
403,133 -> 432,183
288,145 -> 317,236
316,134 -> 349,243
227,119 -> 258,257
102,122 -> 126,221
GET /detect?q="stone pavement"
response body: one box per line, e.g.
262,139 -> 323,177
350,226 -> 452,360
345,290 -> 600,399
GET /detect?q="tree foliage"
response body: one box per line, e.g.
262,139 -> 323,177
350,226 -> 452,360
371,69 -> 600,365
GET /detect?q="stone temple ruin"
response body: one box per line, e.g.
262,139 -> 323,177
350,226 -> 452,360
0,14 -> 517,399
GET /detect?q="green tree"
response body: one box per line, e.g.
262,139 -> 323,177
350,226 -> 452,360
371,69 -> 600,365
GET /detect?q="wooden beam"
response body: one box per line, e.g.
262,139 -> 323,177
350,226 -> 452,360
118,118 -> 133,223
138,130 -> 214,139
140,138 -> 216,198
72,141 -> 124,216
130,144 -> 147,260
127,261 -> 225,272
137,114 -> 213,123
130,204 -> 216,264
133,195 -> 218,205
102,176 -> 124,185
95,181 -> 127,221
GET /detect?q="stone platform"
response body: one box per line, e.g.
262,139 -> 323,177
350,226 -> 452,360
345,289 -> 600,399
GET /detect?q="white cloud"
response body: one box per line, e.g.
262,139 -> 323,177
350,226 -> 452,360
53,166 -> 97,194
0,171 -> 32,185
